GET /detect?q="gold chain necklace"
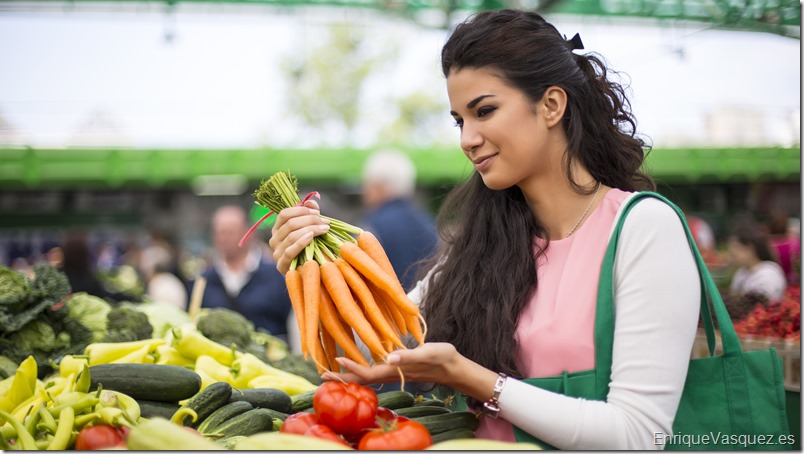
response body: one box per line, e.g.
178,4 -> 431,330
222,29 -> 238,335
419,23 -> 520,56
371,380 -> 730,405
564,182 -> 602,239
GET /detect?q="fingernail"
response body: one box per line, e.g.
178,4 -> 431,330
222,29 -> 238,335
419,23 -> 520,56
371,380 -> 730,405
309,209 -> 320,215
386,354 -> 400,365
320,217 -> 331,224
335,357 -> 346,365
318,224 -> 330,232
301,232 -> 314,241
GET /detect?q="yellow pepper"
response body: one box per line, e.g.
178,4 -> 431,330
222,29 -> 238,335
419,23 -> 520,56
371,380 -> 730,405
194,355 -> 233,384
154,344 -> 195,368
247,375 -> 317,396
85,339 -> 165,365
109,344 -> 153,364
58,355 -> 90,378
0,356 -> 38,414
171,327 -> 240,366
230,353 -> 315,390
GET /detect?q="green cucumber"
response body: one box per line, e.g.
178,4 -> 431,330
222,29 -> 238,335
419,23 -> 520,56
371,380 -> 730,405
290,389 -> 316,413
395,405 -> 452,418
376,391 -> 415,410
89,364 -> 201,403
197,401 -> 254,434
413,397 -> 446,407
430,428 -> 476,443
230,388 -> 292,413
208,408 -> 277,438
174,381 -> 232,427
136,400 -> 181,420
413,412 -> 480,435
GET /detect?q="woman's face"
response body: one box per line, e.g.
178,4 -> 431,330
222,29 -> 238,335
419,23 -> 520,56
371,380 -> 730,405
446,67 -> 556,191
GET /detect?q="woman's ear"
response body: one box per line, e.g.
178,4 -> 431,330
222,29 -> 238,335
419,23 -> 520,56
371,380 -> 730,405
540,86 -> 568,128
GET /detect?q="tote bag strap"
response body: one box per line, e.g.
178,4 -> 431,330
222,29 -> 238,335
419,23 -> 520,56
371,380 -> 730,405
592,193 -> 750,428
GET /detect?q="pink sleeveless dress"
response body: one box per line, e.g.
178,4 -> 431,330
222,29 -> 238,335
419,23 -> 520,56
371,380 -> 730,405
475,188 -> 632,441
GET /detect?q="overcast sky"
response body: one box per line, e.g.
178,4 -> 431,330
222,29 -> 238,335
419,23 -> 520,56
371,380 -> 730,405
0,5 -> 799,149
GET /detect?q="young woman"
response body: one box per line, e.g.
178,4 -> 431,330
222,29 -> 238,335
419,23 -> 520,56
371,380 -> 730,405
269,9 -> 700,449
728,223 -> 787,302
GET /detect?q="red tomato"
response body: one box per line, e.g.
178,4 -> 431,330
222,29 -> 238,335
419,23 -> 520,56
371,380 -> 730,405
280,412 -> 319,435
75,425 -> 125,450
357,419 -> 433,451
375,406 -> 398,424
115,425 -> 131,440
313,381 -> 378,435
304,424 -> 351,447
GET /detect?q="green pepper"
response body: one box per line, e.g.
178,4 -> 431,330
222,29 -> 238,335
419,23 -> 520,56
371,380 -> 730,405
74,363 -> 91,394
46,406 -> 74,450
0,409 -> 37,450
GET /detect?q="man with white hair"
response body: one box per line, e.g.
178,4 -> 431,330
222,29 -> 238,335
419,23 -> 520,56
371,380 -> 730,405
362,150 -> 438,291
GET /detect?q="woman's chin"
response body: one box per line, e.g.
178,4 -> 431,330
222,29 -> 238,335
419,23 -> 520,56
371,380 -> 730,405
479,173 -> 512,191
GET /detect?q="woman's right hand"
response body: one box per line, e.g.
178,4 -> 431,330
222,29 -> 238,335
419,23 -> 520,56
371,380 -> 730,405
268,199 -> 330,275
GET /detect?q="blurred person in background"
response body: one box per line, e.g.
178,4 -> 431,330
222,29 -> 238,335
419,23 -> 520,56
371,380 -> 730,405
139,243 -> 188,310
361,149 -> 439,291
727,223 -> 787,302
198,205 -> 292,339
59,230 -> 136,302
766,210 -> 800,286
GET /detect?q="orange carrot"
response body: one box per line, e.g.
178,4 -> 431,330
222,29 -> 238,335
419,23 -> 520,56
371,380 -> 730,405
285,268 -> 307,357
309,331 -> 329,374
320,260 -> 388,359
320,322 -> 338,372
357,231 -> 395,276
301,260 -> 321,361
369,281 -> 408,336
339,242 -> 419,317
405,313 -> 424,344
319,287 -> 368,366
335,258 -> 406,350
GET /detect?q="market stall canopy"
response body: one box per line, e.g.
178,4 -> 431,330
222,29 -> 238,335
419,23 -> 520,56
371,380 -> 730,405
0,0 -> 799,37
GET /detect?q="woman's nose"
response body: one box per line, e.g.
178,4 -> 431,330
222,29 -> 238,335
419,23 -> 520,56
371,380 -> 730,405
460,123 -> 482,153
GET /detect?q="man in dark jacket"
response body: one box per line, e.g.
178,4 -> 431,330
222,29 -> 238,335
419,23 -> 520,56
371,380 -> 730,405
362,150 -> 438,292
199,205 -> 291,339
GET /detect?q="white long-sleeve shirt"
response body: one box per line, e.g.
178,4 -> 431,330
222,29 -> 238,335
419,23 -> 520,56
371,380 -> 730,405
408,194 -> 701,450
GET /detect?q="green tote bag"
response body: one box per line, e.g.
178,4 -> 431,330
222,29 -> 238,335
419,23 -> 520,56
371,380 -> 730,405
512,192 -> 791,450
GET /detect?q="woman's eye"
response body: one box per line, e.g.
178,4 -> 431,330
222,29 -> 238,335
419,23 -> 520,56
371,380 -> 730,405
452,118 -> 463,128
477,106 -> 496,118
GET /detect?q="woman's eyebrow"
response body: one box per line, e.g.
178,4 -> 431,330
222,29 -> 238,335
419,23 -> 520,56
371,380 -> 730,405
450,94 -> 496,116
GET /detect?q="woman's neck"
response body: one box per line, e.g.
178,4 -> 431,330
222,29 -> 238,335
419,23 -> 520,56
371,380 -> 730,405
520,168 -> 604,240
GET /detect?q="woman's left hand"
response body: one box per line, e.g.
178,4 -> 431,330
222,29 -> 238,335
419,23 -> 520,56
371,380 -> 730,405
320,342 -> 463,386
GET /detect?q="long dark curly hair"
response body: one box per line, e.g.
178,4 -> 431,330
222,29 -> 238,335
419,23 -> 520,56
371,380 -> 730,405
420,9 -> 656,379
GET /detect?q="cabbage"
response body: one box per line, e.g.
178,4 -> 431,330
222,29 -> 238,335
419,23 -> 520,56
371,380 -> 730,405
66,292 -> 112,342
123,301 -> 191,339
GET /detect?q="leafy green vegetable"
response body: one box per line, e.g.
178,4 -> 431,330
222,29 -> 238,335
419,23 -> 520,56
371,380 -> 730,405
124,301 -> 190,339
66,292 -> 112,342
0,265 -> 32,310
103,306 -> 153,343
0,355 -> 19,379
0,263 -> 71,334
196,307 -> 254,350
0,263 -> 95,378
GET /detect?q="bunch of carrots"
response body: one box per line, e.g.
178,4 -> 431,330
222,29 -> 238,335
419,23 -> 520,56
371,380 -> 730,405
247,171 -> 425,373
